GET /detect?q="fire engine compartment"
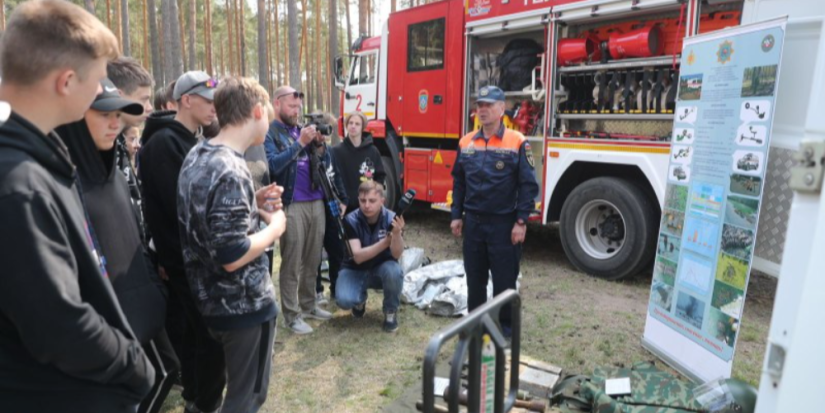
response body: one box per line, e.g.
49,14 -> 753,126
551,2 -> 743,143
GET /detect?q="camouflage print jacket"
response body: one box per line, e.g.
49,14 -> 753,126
177,141 -> 279,330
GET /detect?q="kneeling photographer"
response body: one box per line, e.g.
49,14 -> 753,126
264,86 -> 347,335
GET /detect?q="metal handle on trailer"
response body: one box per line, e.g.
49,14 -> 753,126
421,290 -> 522,413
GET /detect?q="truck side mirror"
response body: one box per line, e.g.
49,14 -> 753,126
334,56 -> 345,90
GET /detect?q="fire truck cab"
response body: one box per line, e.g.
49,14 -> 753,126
334,0 -> 820,281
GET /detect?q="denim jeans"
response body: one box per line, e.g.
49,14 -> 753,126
335,260 -> 403,313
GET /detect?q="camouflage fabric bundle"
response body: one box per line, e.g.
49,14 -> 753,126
550,362 -> 707,413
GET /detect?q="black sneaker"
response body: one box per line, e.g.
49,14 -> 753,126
352,302 -> 366,318
383,312 -> 398,333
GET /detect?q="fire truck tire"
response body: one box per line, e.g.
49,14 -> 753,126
382,156 -> 399,207
559,177 -> 658,280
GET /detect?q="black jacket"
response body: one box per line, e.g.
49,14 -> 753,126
138,111 -> 198,274
0,109 -> 154,411
57,121 -> 167,346
332,133 -> 386,212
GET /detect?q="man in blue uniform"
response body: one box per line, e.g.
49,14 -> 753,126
450,86 -> 539,336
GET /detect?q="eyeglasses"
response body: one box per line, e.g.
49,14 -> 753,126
181,78 -> 219,96
274,90 -> 305,100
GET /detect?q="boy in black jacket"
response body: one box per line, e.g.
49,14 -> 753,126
57,79 -> 179,413
0,1 -> 154,412
139,70 -> 225,413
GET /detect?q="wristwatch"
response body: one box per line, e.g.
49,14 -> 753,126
516,219 -> 526,226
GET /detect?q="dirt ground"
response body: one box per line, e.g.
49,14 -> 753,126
162,205 -> 775,412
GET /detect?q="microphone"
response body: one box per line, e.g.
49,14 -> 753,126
395,189 -> 416,217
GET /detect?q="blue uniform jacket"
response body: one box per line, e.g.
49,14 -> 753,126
451,123 -> 539,222
264,120 -> 348,207
342,207 -> 396,270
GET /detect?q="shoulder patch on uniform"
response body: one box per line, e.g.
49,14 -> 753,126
525,142 -> 535,168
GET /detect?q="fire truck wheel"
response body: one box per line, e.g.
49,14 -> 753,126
382,156 -> 399,207
559,177 -> 658,280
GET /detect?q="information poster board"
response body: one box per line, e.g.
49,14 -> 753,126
642,17 -> 787,382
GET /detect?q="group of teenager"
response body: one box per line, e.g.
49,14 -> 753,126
0,1 -> 407,413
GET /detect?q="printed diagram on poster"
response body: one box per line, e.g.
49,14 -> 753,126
736,124 -> 766,147
724,196 -> 759,229
729,174 -> 762,197
690,183 -> 725,219
675,292 -> 706,329
643,18 -> 787,377
679,74 -> 704,101
683,217 -> 720,257
679,254 -> 714,296
732,150 -> 764,175
669,165 -> 691,183
741,64 -> 778,97
673,128 -> 695,144
671,145 -> 693,164
677,106 -> 698,124
740,100 -> 771,122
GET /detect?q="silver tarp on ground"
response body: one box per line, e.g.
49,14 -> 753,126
400,252 -> 519,317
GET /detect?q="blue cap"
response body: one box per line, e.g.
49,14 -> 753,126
477,86 -> 505,103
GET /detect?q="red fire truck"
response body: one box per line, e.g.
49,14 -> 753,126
333,0 -> 808,280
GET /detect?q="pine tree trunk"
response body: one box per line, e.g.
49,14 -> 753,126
188,0 -> 196,70
267,0 -> 274,92
106,0 -> 112,28
274,0 -> 281,87
391,0 -> 396,13
344,0 -> 352,50
204,0 -> 213,74
315,0 -> 322,112
287,0 -> 300,87
114,0 -> 122,50
0,0 -> 5,32
162,0 -> 173,82
329,0 -> 339,115
358,0 -> 366,37
148,0 -> 162,84
219,39 -> 225,76
257,0 -> 268,90
143,0 -> 150,67
178,0 -> 187,71
227,0 -> 235,74
299,0 -> 307,72
121,0 -> 131,55
162,0 -> 184,82
238,0 -> 246,76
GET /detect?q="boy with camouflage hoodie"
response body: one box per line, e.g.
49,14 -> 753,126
177,77 -> 286,413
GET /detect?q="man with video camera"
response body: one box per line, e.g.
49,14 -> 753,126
264,86 -> 347,335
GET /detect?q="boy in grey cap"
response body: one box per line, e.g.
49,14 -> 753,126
139,70 -> 225,413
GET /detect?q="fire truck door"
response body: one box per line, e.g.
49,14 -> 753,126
344,52 -> 379,119
402,5 -> 449,138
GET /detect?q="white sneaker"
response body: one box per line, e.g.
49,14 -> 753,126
303,307 -> 333,320
288,317 -> 314,334
316,292 -> 329,306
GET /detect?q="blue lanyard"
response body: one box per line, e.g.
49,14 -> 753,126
74,177 -> 109,278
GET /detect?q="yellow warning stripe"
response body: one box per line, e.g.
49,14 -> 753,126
343,112 -> 375,117
548,142 -> 670,154
400,132 -> 460,139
